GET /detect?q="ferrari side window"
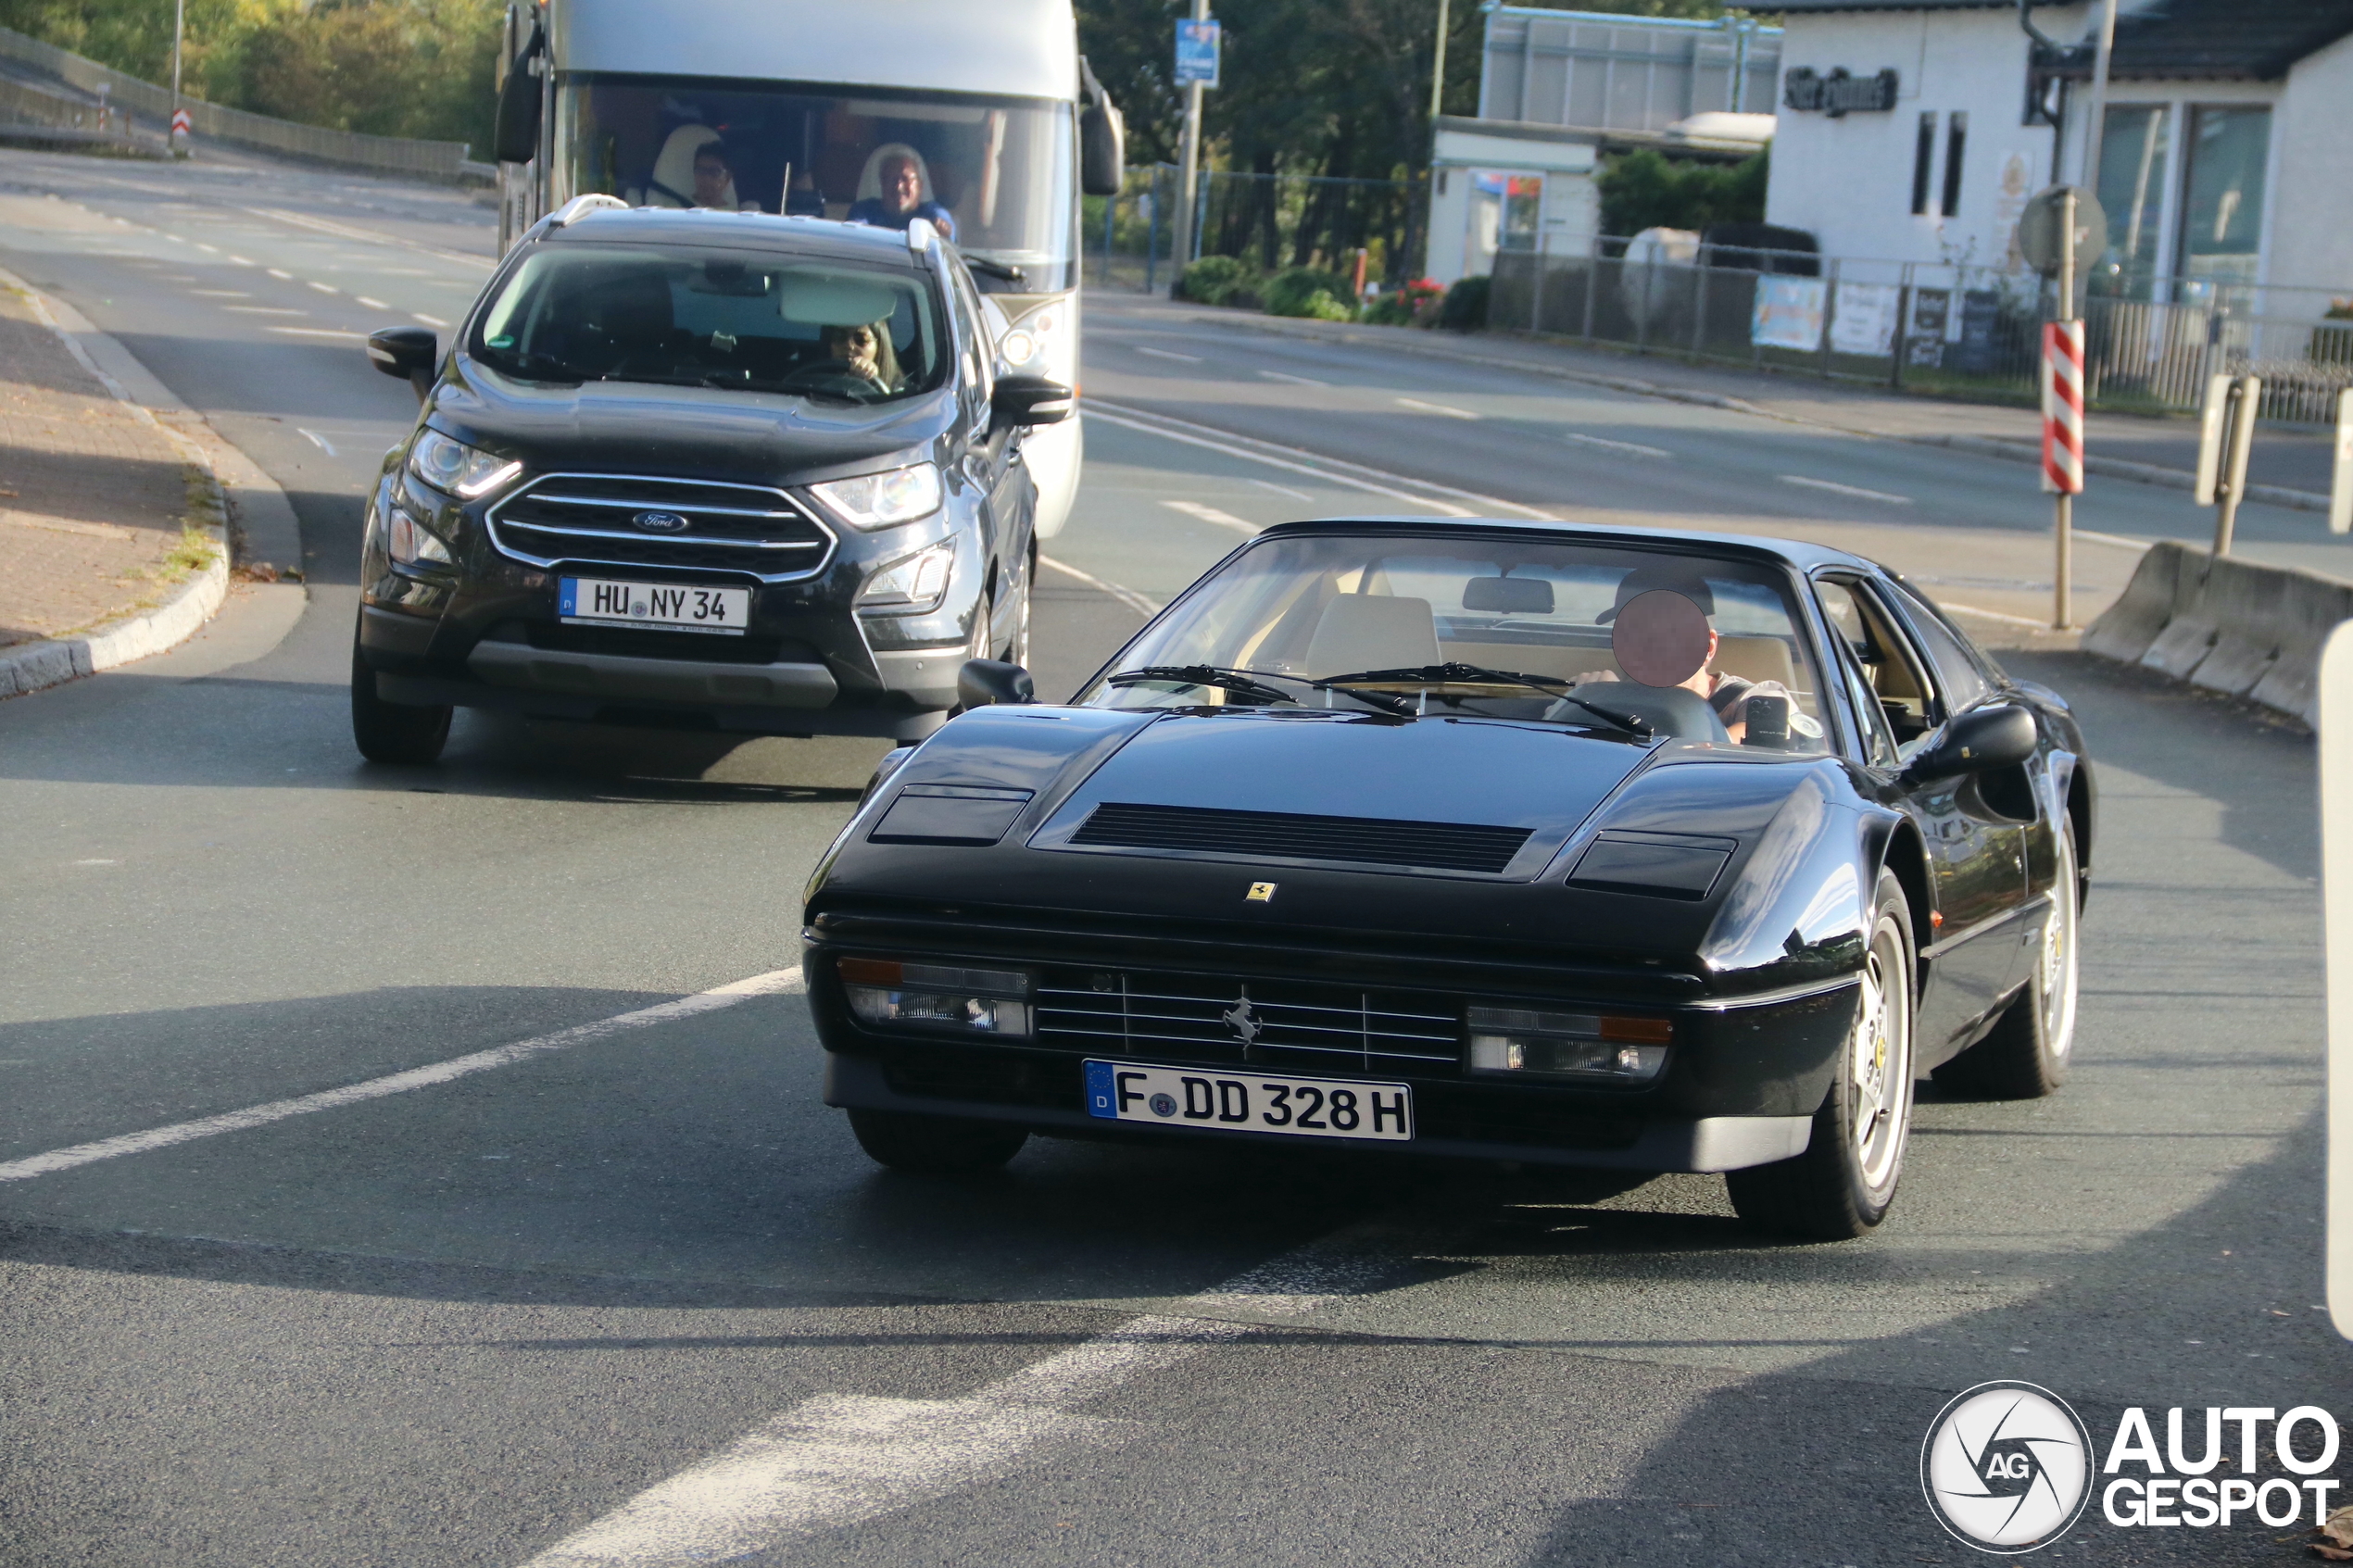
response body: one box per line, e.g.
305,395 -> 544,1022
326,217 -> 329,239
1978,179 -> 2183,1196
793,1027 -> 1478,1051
1884,578 -> 1994,713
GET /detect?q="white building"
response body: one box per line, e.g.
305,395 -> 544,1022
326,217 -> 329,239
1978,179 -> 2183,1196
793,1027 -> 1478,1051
1765,0 -> 2353,302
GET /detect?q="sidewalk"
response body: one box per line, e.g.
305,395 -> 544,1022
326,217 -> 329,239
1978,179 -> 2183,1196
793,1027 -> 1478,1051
1112,295 -> 2340,506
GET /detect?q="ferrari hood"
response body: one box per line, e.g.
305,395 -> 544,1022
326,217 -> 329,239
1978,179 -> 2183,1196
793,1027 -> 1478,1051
1026,709 -> 1658,878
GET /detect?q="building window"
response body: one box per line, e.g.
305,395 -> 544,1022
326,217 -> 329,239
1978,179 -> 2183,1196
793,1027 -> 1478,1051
2093,105 -> 2170,295
1940,111 -> 1968,219
2178,105 -> 2270,286
1911,112 -> 1937,215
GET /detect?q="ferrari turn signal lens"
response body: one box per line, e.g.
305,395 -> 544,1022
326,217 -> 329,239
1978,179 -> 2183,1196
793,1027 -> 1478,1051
838,957 -> 1034,1038
1465,1005 -> 1670,1084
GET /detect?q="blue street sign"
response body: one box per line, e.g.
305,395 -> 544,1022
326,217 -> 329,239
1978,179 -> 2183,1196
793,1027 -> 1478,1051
1175,19 -> 1221,88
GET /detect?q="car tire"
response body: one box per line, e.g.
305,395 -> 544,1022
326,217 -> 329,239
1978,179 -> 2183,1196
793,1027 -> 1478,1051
1727,867 -> 1917,1240
350,639 -> 451,765
1935,818 -> 2080,1099
848,1108 -> 1028,1173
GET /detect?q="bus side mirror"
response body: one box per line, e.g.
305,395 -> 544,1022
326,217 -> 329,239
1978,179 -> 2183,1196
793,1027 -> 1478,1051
494,49 -> 542,164
1079,76 -> 1124,197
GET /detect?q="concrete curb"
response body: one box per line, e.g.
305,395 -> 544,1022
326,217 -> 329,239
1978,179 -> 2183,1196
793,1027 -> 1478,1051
1147,303 -> 2338,514
0,268 -> 248,700
2080,539 -> 2353,726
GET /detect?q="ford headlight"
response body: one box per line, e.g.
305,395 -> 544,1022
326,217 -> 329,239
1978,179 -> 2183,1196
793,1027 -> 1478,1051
409,430 -> 521,500
838,957 -> 1033,1037
811,463 -> 942,530
856,536 -> 955,615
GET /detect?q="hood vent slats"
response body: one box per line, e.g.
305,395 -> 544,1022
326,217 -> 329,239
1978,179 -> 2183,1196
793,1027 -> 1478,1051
1071,802 -> 1532,874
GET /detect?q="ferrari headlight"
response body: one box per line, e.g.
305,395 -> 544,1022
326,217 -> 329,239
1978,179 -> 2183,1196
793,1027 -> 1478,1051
811,463 -> 942,530
386,505 -> 452,567
838,957 -> 1033,1038
409,430 -> 521,500
1465,1006 -> 1670,1084
856,536 -> 955,615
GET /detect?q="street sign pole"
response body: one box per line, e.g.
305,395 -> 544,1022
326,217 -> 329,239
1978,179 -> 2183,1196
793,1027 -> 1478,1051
1171,2 -> 1211,284
2044,187 -> 2081,630
170,0 -> 186,155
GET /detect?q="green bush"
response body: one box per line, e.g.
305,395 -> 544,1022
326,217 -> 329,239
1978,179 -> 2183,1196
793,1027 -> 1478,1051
1176,255 -> 1258,307
1440,274 -> 1490,331
1264,266 -> 1354,319
1597,147 -> 1769,237
1360,294 -> 1417,326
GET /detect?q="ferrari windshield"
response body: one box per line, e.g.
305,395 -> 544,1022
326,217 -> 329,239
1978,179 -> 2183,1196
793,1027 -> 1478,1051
1080,533 -> 1836,751
470,245 -> 945,402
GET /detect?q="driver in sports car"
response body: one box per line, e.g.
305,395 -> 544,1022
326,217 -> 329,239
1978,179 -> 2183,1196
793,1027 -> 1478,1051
1569,563 -> 1797,745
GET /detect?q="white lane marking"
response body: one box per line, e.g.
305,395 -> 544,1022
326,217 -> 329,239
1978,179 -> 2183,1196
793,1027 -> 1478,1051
160,232 -> 182,242
1944,602 -> 2053,629
356,295 -> 388,309
70,859 -> 118,866
267,268 -> 294,280
1779,474 -> 1914,505
1256,370 -> 1327,387
1038,554 -> 1160,618
1249,478 -> 1315,501
1564,432 -> 1670,458
1161,499 -> 1257,534
188,289 -> 249,298
222,306 -> 308,315
1088,401 -> 1548,520
414,313 -> 450,328
268,327 -> 369,340
1132,345 -> 1202,363
299,429 -> 337,456
0,969 -> 804,1185
1395,395 -> 1480,420
518,1248 -> 1383,1568
308,281 -> 341,295
2077,529 -> 2152,553
227,256 -> 255,266
194,243 -> 218,254
242,206 -> 495,269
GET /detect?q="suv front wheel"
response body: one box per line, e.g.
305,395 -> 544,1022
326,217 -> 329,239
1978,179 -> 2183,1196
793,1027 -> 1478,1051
350,635 -> 451,764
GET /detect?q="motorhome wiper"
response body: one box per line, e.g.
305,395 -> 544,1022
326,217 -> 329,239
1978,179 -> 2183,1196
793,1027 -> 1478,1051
963,256 -> 1027,283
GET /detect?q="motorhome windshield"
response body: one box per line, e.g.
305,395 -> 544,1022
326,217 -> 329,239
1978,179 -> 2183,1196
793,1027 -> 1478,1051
557,79 -> 1076,290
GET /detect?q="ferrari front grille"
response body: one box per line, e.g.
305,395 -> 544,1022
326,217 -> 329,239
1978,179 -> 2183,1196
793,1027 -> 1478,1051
1068,802 -> 1533,874
1034,966 -> 1461,1073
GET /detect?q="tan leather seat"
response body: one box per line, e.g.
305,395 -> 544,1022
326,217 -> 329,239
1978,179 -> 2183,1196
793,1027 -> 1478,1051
1716,633 -> 1803,696
1304,595 -> 1440,675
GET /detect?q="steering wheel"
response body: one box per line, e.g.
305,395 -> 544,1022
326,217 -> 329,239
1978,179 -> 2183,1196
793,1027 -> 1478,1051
777,363 -> 885,399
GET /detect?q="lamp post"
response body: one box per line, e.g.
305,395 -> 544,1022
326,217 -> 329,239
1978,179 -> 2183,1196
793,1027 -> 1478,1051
170,0 -> 185,154
1171,0 -> 1209,281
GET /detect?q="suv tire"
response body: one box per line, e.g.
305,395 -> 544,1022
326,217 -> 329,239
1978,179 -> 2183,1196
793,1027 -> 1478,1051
350,639 -> 451,765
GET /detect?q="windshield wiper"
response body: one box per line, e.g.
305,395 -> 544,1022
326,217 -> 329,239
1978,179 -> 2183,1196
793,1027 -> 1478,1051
1104,665 -> 1300,706
963,256 -> 1027,283
1314,663 -> 1653,736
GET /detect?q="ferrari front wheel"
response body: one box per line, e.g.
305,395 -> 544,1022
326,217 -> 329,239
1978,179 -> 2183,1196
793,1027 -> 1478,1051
1936,818 -> 2079,1099
1728,868 -> 1917,1240
848,1108 -> 1028,1174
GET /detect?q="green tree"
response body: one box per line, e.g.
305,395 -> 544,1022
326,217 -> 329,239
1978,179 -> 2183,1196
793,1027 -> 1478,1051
1597,146 -> 1769,235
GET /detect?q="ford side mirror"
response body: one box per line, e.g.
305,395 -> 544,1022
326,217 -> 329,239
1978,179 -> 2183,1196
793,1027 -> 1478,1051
958,659 -> 1035,709
367,326 -> 438,403
1904,704 -> 2035,784
494,44 -> 542,164
992,375 -> 1074,429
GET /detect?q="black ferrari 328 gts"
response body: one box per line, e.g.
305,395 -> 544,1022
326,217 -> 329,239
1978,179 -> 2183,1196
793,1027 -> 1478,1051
802,518 -> 2093,1238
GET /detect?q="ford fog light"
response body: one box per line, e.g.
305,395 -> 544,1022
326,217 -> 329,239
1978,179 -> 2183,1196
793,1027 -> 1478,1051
1465,1006 -> 1670,1084
386,507 -> 453,567
839,957 -> 1034,1038
856,537 -> 955,615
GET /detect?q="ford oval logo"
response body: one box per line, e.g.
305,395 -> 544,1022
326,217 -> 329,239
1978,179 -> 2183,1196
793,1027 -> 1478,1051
632,510 -> 690,533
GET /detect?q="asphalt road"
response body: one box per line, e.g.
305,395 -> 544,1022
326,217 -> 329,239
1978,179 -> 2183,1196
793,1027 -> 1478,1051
0,145 -> 2342,1567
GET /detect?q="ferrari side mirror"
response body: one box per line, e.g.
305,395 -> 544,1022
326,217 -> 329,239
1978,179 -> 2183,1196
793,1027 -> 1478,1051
958,659 -> 1035,709
1904,704 -> 2035,784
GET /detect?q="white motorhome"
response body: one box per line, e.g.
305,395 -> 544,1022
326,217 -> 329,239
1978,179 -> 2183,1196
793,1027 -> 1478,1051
490,0 -> 1121,540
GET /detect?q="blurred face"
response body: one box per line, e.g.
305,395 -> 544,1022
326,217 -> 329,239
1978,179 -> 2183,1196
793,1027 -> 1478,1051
692,152 -> 731,207
830,325 -> 878,374
884,157 -> 922,213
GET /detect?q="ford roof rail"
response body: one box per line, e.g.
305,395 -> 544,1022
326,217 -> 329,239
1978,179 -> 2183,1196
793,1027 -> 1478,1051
905,216 -> 938,254
548,194 -> 630,229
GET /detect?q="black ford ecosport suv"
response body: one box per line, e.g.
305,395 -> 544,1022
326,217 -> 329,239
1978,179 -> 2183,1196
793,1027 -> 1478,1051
352,197 -> 1070,763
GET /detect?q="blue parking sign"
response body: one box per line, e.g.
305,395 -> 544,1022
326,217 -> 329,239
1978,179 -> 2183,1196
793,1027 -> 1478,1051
1175,19 -> 1221,88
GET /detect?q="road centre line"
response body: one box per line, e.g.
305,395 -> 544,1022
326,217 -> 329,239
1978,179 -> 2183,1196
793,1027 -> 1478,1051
268,327 -> 370,340
414,313 -> 450,328
518,1246 -> 1385,1568
1038,553 -> 1160,618
1087,402 -> 1554,520
0,970 -> 804,1185
357,296 -> 388,309
1780,473 -> 1914,505
1564,432 -> 1670,458
308,281 -> 341,295
266,269 -> 293,280
1395,395 -> 1480,420
1256,370 -> 1327,387
1131,345 -> 1202,362
243,205 -> 496,269
1161,499 -> 1258,533
1249,478 -> 1315,501
222,306 -> 307,315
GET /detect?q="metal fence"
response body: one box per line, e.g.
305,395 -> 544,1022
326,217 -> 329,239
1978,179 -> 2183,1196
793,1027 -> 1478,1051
0,72 -> 155,150
0,24 -> 477,180
1491,239 -> 2353,425
1086,165 -> 1424,295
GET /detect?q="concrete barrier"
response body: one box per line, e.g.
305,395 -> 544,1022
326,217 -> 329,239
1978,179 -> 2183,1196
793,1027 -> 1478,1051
2081,539 -> 2353,725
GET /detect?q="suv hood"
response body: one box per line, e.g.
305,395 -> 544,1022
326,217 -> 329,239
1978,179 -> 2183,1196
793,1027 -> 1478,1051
429,356 -> 952,483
